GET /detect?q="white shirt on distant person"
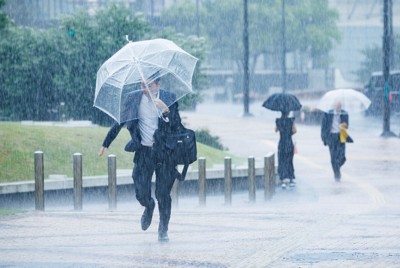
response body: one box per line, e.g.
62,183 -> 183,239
330,111 -> 341,134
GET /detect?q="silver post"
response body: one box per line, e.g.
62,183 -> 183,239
248,156 -> 256,202
108,154 -> 117,211
34,151 -> 44,211
224,157 -> 232,205
198,157 -> 206,206
264,153 -> 275,200
73,153 -> 83,211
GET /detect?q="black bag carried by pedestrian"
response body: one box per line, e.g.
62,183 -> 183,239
164,127 -> 197,181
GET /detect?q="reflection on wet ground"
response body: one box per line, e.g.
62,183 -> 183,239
1,100 -> 400,267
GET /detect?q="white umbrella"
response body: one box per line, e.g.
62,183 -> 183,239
94,38 -> 198,123
317,88 -> 371,113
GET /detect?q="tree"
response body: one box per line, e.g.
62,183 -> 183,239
0,0 -> 10,30
56,4 -> 150,124
160,1 -> 207,37
355,46 -> 382,84
162,0 -> 340,72
0,3 -> 207,122
58,4 -> 206,123
0,26 -> 62,120
355,34 -> 400,83
155,29 -> 208,110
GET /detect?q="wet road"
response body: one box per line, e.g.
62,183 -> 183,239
1,100 -> 400,267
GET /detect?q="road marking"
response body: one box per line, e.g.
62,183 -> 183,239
344,174 -> 386,209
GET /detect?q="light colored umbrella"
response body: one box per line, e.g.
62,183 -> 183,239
317,88 -> 371,113
94,38 -> 198,123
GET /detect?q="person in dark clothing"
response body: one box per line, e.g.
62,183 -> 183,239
275,111 -> 297,189
98,75 -> 183,242
321,101 -> 353,181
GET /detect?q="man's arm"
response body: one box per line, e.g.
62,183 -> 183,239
167,102 -> 182,129
98,123 -> 125,156
158,91 -> 182,130
321,113 -> 328,145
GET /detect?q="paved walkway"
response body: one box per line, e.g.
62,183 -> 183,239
1,100 -> 400,267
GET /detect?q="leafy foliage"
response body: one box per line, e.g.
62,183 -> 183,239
0,0 -> 9,30
0,26 -> 62,120
0,4 -> 207,123
154,29 -> 208,110
56,6 -> 150,125
160,1 -> 206,37
195,128 -> 225,150
161,0 -> 340,70
291,0 -> 340,68
355,34 -> 400,83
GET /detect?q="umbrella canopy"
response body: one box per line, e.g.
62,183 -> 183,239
317,88 -> 371,113
94,38 -> 198,123
262,93 -> 302,113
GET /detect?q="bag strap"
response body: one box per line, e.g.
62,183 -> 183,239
177,164 -> 189,181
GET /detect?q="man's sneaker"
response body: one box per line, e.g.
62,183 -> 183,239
281,183 -> 287,189
289,181 -> 296,187
158,231 -> 169,242
141,199 -> 155,231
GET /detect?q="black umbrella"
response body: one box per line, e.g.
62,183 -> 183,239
262,93 -> 302,112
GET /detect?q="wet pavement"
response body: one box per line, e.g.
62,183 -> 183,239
1,99 -> 400,267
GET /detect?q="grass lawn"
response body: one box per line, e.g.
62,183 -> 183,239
0,122 -> 242,183
0,209 -> 25,216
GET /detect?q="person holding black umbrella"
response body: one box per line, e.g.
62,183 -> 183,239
275,111 -> 297,189
262,93 -> 301,189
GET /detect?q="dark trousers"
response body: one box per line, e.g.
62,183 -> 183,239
132,146 -> 176,233
327,133 -> 346,177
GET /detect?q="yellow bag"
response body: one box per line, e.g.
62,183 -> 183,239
340,127 -> 348,143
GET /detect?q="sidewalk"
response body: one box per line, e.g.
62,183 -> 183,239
1,100 -> 400,267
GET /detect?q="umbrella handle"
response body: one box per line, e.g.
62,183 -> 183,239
161,116 -> 169,123
125,35 -> 131,42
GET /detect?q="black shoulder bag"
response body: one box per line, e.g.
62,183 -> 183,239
164,127 -> 197,181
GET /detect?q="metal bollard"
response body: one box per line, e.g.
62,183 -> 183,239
248,156 -> 256,202
34,151 -> 44,211
264,153 -> 275,200
224,157 -> 232,205
73,153 -> 83,211
172,179 -> 179,207
108,155 -> 117,211
198,157 -> 206,206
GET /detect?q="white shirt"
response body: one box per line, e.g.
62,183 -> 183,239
330,111 -> 341,133
138,94 -> 161,146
